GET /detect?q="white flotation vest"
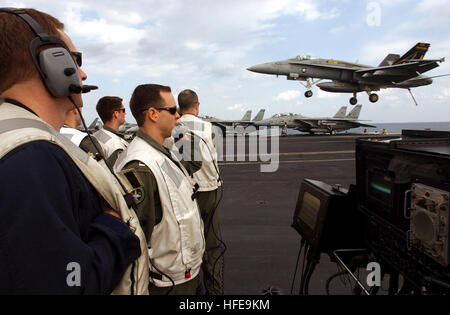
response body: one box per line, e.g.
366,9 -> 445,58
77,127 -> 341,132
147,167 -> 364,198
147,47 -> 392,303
114,136 -> 205,287
93,127 -> 128,159
60,126 -> 87,147
0,102 -> 149,295
179,114 -> 220,191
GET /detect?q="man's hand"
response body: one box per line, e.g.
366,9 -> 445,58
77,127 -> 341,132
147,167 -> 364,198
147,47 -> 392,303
99,196 -> 122,220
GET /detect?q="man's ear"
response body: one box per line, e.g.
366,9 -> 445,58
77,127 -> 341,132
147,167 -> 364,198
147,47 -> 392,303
149,108 -> 158,121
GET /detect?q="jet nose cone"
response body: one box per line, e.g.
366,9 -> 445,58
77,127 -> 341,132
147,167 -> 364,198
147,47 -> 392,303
247,65 -> 261,73
247,63 -> 275,74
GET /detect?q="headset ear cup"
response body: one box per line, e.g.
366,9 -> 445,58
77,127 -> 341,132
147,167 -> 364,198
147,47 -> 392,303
38,47 -> 81,97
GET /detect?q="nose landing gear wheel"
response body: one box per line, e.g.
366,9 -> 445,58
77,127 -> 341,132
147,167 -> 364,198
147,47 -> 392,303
305,90 -> 313,98
349,97 -> 358,105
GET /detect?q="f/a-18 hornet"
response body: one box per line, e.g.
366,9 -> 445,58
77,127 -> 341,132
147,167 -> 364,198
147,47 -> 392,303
247,43 -> 447,106
252,105 -> 375,135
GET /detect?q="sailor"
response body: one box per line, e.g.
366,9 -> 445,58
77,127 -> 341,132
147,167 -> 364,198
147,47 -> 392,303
282,122 -> 288,136
60,106 -> 104,157
114,84 -> 205,295
0,8 -> 149,294
177,89 -> 225,295
93,96 -> 129,165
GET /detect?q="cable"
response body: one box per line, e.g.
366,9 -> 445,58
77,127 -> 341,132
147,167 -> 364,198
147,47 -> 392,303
303,258 -> 318,295
326,270 -> 349,295
182,127 -> 227,294
298,244 -> 310,295
290,239 -> 306,295
68,96 -> 136,209
149,257 -> 175,295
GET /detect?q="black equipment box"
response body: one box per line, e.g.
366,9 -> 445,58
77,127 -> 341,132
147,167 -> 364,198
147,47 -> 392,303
292,179 -> 364,258
356,130 -> 450,292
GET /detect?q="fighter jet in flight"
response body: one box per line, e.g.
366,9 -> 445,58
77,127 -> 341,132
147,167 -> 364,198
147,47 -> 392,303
251,105 -> 375,135
247,43 -> 447,106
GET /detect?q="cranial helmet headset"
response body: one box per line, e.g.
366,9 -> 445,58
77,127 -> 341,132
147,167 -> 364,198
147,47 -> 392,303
0,8 -> 97,96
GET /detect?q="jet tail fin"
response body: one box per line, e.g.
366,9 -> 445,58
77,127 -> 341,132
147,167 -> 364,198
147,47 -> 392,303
333,106 -> 347,118
88,117 -> 99,129
346,104 -> 362,119
241,110 -> 252,121
252,109 -> 266,121
378,54 -> 400,67
394,42 -> 430,65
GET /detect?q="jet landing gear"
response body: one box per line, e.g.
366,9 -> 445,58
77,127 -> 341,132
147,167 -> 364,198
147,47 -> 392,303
368,93 -> 379,103
300,78 -> 323,99
349,92 -> 379,105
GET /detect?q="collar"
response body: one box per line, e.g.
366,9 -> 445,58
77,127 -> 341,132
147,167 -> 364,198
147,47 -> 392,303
181,113 -> 197,117
4,98 -> 39,117
103,125 -> 124,139
136,130 -> 170,156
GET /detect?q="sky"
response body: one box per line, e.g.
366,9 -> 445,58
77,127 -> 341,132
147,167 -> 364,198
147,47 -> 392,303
4,0 -> 450,124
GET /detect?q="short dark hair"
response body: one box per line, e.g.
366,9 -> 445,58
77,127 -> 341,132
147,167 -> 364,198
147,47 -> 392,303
96,96 -> 123,123
0,8 -> 64,93
130,84 -> 172,126
178,89 -> 198,112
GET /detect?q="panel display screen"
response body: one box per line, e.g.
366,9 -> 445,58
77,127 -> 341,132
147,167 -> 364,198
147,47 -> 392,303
298,191 -> 321,230
367,169 -> 392,207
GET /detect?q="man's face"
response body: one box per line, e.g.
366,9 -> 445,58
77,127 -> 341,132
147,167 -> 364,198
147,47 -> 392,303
158,91 -> 180,139
114,102 -> 127,126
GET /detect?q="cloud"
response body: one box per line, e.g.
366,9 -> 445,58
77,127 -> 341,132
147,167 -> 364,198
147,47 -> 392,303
317,89 -> 341,99
274,90 -> 301,101
227,104 -> 244,111
329,26 -> 346,34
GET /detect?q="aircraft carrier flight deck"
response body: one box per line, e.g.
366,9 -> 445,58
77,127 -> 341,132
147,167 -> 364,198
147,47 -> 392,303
217,133 -> 397,295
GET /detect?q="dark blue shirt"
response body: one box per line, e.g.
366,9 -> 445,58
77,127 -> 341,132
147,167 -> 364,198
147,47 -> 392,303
0,141 -> 141,294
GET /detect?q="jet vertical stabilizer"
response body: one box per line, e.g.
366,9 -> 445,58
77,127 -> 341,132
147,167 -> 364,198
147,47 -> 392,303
241,110 -> 252,121
252,109 -> 266,121
378,54 -> 401,67
88,118 -> 99,130
346,104 -> 362,119
333,106 -> 347,118
394,42 -> 430,65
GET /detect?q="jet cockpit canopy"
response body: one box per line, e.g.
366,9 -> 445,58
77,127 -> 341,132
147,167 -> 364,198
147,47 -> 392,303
294,54 -> 317,61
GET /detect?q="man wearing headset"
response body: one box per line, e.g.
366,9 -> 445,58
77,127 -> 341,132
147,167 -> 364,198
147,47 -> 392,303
93,96 -> 129,166
177,89 -> 224,295
0,8 -> 148,294
114,84 -> 204,295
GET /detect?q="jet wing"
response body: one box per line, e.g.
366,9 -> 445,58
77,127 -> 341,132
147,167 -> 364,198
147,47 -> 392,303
341,120 -> 376,128
293,119 -> 316,127
356,59 -> 441,77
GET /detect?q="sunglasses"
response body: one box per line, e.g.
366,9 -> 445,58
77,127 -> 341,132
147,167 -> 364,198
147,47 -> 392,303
71,51 -> 82,67
116,108 -> 126,113
154,106 -> 178,115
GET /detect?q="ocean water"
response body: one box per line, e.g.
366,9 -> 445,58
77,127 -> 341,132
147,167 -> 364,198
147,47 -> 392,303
276,121 -> 450,135
348,121 -> 450,134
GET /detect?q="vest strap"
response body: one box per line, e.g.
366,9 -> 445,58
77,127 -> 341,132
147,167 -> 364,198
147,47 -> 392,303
0,118 -> 89,164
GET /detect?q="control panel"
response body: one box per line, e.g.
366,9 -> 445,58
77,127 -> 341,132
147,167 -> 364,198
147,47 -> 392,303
408,183 -> 449,266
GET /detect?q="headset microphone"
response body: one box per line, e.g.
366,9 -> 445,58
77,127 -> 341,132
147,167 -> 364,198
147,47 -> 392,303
81,85 -> 99,94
